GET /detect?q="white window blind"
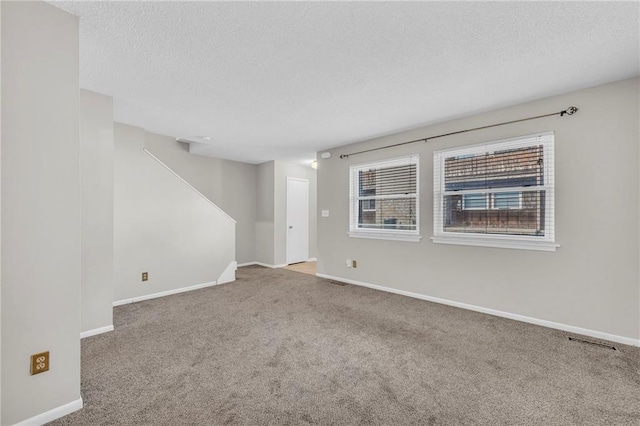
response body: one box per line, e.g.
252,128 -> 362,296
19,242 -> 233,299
349,155 -> 420,241
433,132 -> 556,251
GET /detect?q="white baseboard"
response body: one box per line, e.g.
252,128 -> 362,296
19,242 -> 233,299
113,280 -> 219,307
13,397 -> 83,426
237,261 -> 257,267
218,261 -> 237,284
316,273 -> 640,348
80,325 -> 114,339
307,257 -> 317,262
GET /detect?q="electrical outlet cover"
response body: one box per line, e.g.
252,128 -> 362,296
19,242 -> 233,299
30,351 -> 50,375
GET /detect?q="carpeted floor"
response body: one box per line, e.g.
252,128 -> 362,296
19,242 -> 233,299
50,266 -> 640,425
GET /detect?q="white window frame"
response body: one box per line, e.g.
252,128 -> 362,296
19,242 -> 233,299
349,155 -> 421,242
432,132 -> 557,251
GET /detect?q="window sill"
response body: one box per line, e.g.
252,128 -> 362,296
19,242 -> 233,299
431,235 -> 558,252
348,231 -> 422,242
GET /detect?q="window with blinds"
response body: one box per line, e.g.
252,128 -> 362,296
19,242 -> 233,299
349,155 -> 420,241
433,132 -> 556,251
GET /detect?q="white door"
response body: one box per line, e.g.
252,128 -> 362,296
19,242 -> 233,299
286,177 -> 309,264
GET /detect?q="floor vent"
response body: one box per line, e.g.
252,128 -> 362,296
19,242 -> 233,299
327,280 -> 347,287
568,337 -> 617,351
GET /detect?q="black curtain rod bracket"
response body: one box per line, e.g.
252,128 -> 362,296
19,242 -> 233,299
339,106 -> 578,159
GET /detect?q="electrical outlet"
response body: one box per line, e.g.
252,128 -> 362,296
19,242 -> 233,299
346,259 -> 352,268
142,272 -> 148,281
30,351 -> 49,375
352,260 -> 357,268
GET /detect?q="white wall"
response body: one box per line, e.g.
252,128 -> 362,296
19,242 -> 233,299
113,123 -> 235,303
1,2 -> 81,424
274,161 -> 317,265
80,90 -> 114,335
317,78 -> 640,343
144,136 -> 257,265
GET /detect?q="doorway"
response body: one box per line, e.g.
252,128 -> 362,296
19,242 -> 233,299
286,177 -> 309,265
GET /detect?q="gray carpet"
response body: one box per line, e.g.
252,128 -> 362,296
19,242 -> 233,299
51,266 -> 640,425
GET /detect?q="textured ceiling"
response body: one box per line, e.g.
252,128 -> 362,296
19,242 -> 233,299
51,1 -> 639,164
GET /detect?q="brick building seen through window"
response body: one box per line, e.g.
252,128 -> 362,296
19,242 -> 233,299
442,145 -> 545,236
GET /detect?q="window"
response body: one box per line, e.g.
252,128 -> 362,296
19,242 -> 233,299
433,132 -> 556,251
349,155 -> 421,241
492,192 -> 522,210
461,192 -> 523,210
462,193 -> 488,210
361,199 -> 376,211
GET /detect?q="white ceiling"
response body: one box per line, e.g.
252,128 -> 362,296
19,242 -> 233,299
51,1 -> 639,165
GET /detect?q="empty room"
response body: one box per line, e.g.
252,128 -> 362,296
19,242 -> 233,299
1,1 -> 639,425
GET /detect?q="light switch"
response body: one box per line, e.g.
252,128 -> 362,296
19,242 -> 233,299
321,210 -> 329,217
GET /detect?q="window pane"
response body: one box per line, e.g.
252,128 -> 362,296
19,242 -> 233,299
360,199 -> 376,211
358,198 -> 416,231
359,165 -> 417,197
359,170 -> 376,197
444,145 -> 544,191
443,190 -> 545,236
462,193 -> 487,210
493,192 -> 521,209
375,164 -> 417,195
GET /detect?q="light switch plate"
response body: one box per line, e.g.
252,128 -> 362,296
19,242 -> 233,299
321,210 -> 329,217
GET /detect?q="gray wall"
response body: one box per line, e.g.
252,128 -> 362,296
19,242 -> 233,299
1,2 -> 81,423
80,90 -> 114,334
113,123 -> 235,302
1,3 -> 4,421
1,3 -> 3,421
274,161 -> 317,265
255,161 -> 275,265
254,160 -> 317,266
122,134 -> 319,269
145,137 -> 257,264
317,77 -> 640,342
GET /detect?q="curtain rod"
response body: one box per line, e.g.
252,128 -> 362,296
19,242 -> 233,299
339,106 -> 578,159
